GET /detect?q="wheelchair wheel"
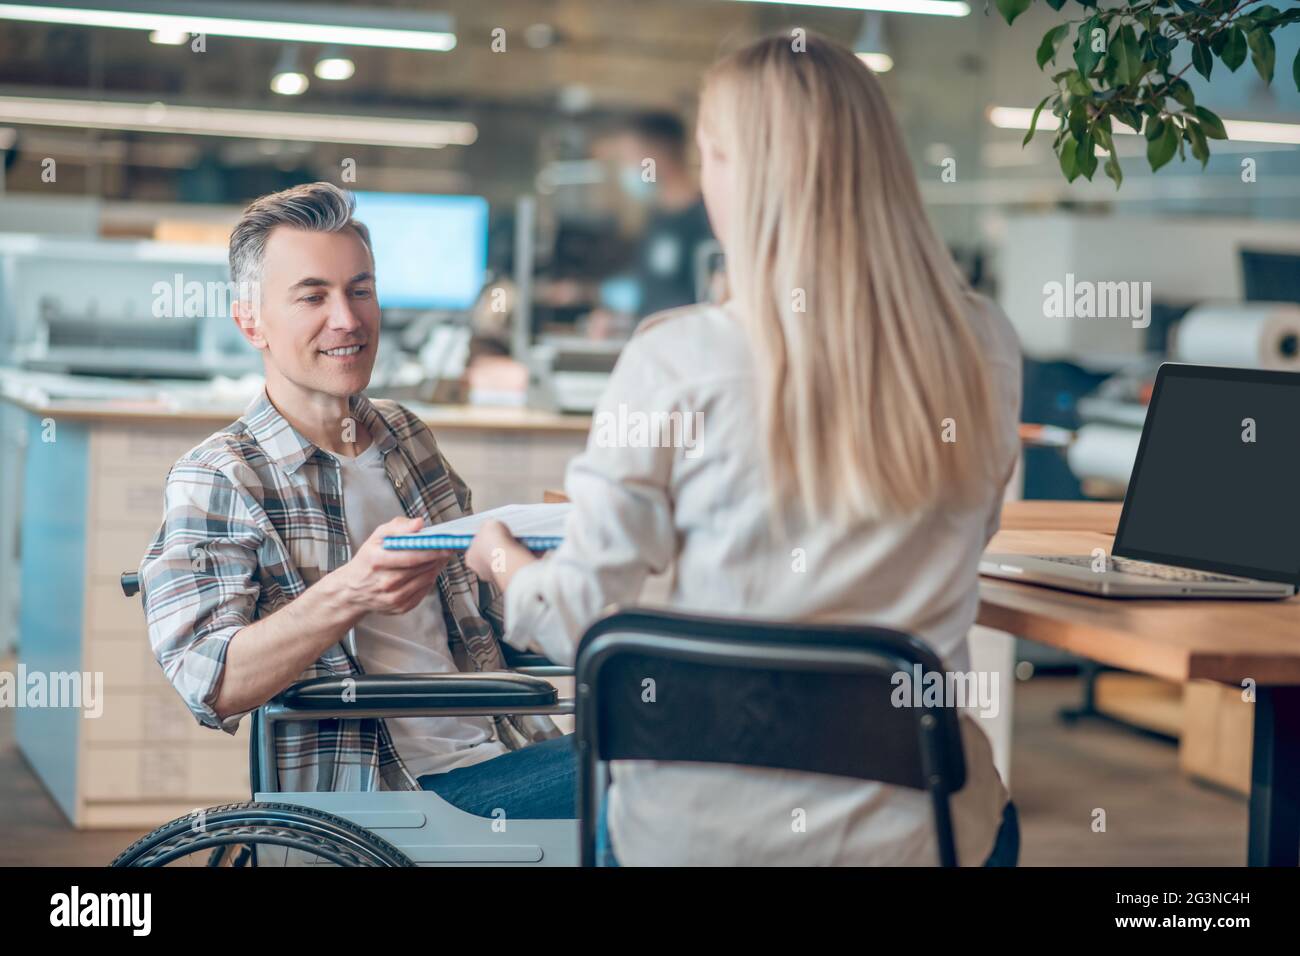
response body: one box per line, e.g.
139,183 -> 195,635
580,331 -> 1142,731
111,801 -> 416,867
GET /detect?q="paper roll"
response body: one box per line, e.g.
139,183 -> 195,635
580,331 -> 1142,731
1173,303 -> 1300,370
1067,424 -> 1142,486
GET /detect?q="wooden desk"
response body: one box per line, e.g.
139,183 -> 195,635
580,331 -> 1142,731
981,501 -> 1300,866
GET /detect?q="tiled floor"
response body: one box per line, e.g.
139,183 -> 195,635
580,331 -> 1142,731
0,672 -> 1247,866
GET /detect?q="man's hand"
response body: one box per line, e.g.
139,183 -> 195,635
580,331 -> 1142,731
465,518 -> 539,591
324,516 -> 452,623
209,516 -> 450,723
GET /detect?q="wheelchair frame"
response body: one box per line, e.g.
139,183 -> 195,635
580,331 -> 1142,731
121,571 -> 581,867
252,668 -> 580,866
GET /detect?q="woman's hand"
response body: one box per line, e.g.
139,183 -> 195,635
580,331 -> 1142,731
465,519 -> 539,591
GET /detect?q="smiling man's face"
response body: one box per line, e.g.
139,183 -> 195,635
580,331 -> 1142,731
237,225 -> 380,403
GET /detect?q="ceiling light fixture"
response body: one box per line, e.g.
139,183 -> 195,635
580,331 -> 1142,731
0,2 -> 457,51
271,46 -> 308,95
988,106 -> 1300,145
0,94 -> 477,149
856,52 -> 895,72
148,27 -> 188,44
853,12 -> 894,73
270,71 -> 308,96
727,0 -> 968,17
314,47 -> 355,81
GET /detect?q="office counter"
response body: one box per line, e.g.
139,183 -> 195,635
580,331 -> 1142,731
0,383 -> 590,827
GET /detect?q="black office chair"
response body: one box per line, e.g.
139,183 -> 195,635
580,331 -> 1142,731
574,608 -> 969,866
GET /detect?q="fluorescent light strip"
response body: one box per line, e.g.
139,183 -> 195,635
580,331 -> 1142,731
1220,119 -> 1300,145
855,52 -> 895,73
989,106 -> 1300,145
728,0 -> 968,16
0,95 -> 476,148
0,3 -> 456,51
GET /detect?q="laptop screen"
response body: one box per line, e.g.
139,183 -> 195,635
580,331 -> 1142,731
1113,364 -> 1300,584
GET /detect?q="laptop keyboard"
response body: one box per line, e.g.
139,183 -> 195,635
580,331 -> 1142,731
1038,555 -> 1249,583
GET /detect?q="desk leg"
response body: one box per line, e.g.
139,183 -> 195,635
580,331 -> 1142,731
1248,686 -> 1300,866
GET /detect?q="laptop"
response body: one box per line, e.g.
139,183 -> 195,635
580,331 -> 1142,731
981,363 -> 1299,599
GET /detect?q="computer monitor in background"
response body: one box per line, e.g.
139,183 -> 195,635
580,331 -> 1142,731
352,192 -> 489,311
1241,249 -> 1300,305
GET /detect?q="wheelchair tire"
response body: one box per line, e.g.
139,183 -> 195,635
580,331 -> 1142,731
111,801 -> 416,867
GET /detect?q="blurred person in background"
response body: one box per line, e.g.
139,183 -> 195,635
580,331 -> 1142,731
588,111 -> 717,338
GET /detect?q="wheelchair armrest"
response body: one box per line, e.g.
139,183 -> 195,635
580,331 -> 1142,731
501,643 -> 572,676
274,672 -> 557,712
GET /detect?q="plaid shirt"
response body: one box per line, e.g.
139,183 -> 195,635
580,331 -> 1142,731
140,390 -> 559,793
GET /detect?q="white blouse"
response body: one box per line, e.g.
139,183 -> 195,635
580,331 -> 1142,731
505,296 -> 1023,865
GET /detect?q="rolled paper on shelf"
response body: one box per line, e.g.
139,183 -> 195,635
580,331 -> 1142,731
1172,303 -> 1300,371
1066,423 -> 1143,487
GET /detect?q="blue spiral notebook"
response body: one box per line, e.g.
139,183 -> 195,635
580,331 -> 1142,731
383,503 -> 570,552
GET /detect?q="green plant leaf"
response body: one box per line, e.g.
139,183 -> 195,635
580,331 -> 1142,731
1074,16 -> 1105,75
1186,121 -> 1210,167
1024,94 -> 1053,146
1194,105 -> 1227,139
1068,98 -> 1088,140
1168,78 -> 1196,110
1149,32 -> 1177,61
1147,119 -> 1179,171
1192,37 -> 1213,80
1038,23 -> 1071,69
1247,28 -> 1276,83
1221,25 -> 1247,72
1093,121 -> 1114,152
1059,132 -> 1081,181
1114,104 -> 1144,132
1065,70 -> 1092,96
1240,5 -> 1282,30
1045,0 -> 1068,9
1294,46 -> 1300,92
1109,24 -> 1145,85
995,0 -> 1033,25
1103,150 -> 1124,189
1078,132 -> 1099,179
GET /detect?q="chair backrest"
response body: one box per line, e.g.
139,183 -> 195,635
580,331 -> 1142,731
574,608 -> 969,866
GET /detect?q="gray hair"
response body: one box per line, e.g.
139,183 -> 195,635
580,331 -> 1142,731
228,182 -> 373,295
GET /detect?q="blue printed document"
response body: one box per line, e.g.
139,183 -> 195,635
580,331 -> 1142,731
383,503 -> 570,552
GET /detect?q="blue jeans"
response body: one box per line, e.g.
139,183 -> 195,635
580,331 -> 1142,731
417,735 -> 577,819
983,800 -> 1020,867
596,797 -> 1021,867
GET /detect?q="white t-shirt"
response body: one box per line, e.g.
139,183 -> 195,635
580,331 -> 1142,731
334,441 -> 507,778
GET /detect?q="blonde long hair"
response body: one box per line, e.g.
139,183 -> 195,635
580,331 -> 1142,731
700,33 -> 1001,522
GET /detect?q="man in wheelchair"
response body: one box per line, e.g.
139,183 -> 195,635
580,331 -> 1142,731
138,182 -> 576,819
